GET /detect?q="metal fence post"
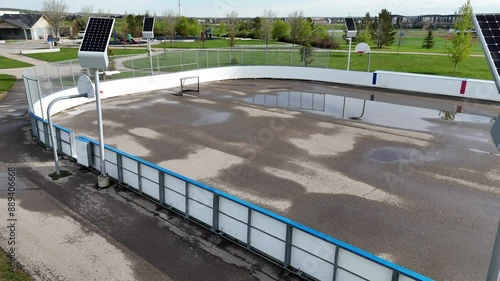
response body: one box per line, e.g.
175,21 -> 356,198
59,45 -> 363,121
265,48 -> 268,65
247,209 -> 252,249
56,62 -> 64,89
36,80 -> 44,120
117,154 -> 123,183
278,48 -> 280,66
217,49 -> 220,67
137,162 -> 142,193
284,225 -> 293,268
159,171 -> 165,205
240,49 -> 243,65
130,55 -> 135,77
180,51 -> 183,71
314,49 -> 318,67
332,247 -> 340,281
206,49 -> 209,68
156,53 -> 160,73
252,48 -> 255,65
229,48 -> 232,66
196,50 -> 199,69
69,60 -> 76,87
212,195 -> 219,232
184,181 -> 189,217
290,48 -> 293,66
326,49 -> 330,68
44,65 -> 53,94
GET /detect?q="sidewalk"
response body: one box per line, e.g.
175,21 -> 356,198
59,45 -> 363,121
0,51 -> 47,79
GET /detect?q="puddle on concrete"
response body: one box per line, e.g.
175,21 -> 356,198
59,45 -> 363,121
241,91 -> 496,133
193,111 -> 233,126
366,147 -> 432,163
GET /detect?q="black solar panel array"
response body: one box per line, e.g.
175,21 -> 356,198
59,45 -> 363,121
345,18 -> 356,31
143,17 -> 154,32
475,14 -> 500,76
80,18 -> 114,53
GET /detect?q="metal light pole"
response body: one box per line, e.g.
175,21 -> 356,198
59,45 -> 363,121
347,38 -> 352,71
94,69 -> 109,187
148,39 -> 153,75
486,220 -> 500,281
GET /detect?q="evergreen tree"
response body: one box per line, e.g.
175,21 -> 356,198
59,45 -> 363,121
422,30 -> 435,49
372,9 -> 396,48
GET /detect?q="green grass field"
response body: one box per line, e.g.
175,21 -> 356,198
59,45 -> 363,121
24,48 -> 149,62
0,56 -> 32,69
122,49 -> 492,80
152,39 -> 284,49
0,74 -> 16,96
0,247 -> 31,281
332,31 -> 485,55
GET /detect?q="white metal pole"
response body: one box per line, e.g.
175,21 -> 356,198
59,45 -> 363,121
94,69 -> 108,186
148,39 -> 153,76
347,38 -> 352,71
486,220 -> 500,281
368,52 -> 371,72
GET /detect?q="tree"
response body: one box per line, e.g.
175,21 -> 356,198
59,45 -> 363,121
357,13 -> 373,44
272,19 -> 289,41
422,30 -> 435,49
261,9 -> 276,48
226,11 -> 239,47
41,0 -> 68,38
372,9 -> 396,48
445,0 -> 475,73
187,18 -> 201,36
252,17 -> 262,38
297,18 -> 312,44
288,11 -> 305,46
162,10 -> 177,46
175,16 -> 189,36
300,42 -> 314,66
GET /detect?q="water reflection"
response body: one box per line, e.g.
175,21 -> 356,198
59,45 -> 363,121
242,91 -> 496,132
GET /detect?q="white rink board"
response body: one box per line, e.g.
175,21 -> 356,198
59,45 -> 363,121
219,213 -> 248,243
291,246 -> 334,281
219,197 -> 248,223
251,211 -> 286,241
338,248 -> 393,281
292,228 -> 336,261
164,174 -> 185,195
250,227 -> 286,262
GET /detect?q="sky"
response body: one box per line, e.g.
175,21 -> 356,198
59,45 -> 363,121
4,0 -> 499,17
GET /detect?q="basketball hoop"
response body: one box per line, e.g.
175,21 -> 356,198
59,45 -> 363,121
354,43 -> 372,72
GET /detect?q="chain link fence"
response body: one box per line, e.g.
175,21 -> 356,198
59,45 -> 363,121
22,47 -> 363,116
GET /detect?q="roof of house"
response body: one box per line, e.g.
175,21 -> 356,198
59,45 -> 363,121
0,14 -> 44,29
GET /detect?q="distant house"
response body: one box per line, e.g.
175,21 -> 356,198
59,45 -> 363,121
0,14 -> 51,40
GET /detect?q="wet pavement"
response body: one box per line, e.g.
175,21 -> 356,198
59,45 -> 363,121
54,79 -> 500,281
1,80 -> 297,281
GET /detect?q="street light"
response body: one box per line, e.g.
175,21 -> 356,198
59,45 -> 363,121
78,17 -> 115,188
142,17 -> 155,76
344,17 -> 357,71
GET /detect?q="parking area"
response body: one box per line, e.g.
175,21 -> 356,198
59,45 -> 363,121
54,79 -> 500,281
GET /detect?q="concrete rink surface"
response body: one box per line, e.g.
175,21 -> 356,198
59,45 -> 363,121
54,79 -> 500,281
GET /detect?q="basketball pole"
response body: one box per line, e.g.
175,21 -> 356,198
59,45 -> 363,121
148,39 -> 153,76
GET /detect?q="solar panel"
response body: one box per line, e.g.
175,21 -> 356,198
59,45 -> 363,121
78,17 -> 115,69
80,18 -> 114,53
473,13 -> 500,93
143,17 -> 154,32
344,18 -> 357,38
142,17 -> 155,39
